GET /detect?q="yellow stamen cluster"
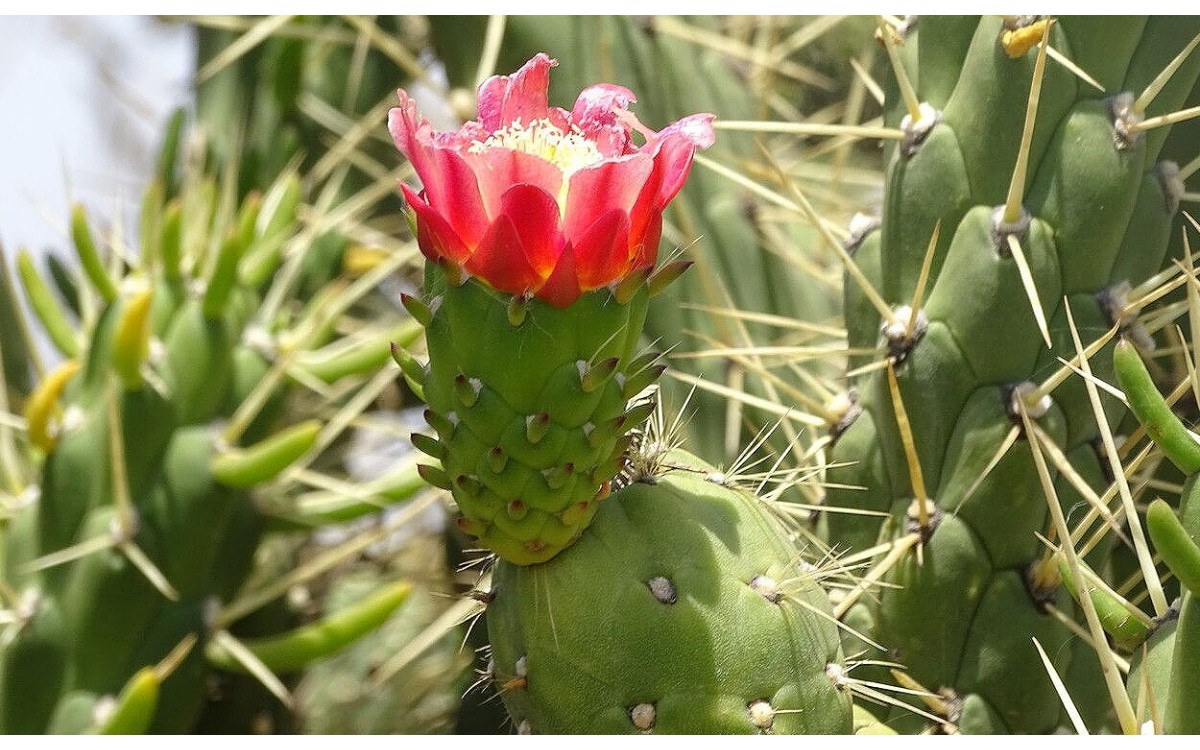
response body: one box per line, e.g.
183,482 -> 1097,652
471,118 -> 603,175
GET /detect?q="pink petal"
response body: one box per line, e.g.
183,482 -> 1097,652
562,156 -> 652,243
464,147 -> 564,219
571,83 -> 636,124
645,114 -> 717,209
402,184 -> 471,265
571,210 -> 631,289
432,120 -> 490,150
464,215 -> 542,294
423,150 -> 492,245
657,113 -> 717,150
650,135 -> 700,211
626,157 -> 665,245
477,53 -> 556,130
570,83 -> 637,156
537,246 -> 581,308
631,211 -> 663,271
389,55 -> 715,310
387,90 -> 426,161
389,92 -> 490,246
546,106 -> 572,133
499,184 -> 563,278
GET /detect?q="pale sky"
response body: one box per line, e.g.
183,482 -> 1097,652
0,16 -> 194,260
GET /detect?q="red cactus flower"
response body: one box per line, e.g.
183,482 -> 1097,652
389,53 -> 715,307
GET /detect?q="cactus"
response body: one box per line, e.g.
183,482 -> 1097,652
0,244 -> 36,410
0,115 -> 425,733
485,447 -> 853,734
388,49 -> 861,734
821,17 -> 1200,734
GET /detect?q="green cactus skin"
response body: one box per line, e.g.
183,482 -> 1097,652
415,263 -> 658,565
160,300 -> 235,426
1126,614 -> 1176,729
144,426 -> 254,602
0,298 -> 262,732
1163,595 -> 1200,734
0,592 -> 67,733
486,449 -> 853,734
45,690 -> 102,734
821,408 -> 892,554
825,17 -> 1200,733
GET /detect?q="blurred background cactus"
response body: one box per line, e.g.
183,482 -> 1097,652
3,14 -> 1200,735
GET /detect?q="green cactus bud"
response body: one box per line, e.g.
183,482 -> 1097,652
202,233 -> 246,320
70,204 -> 118,303
1057,554 -> 1152,651
23,361 -> 81,454
16,250 -> 79,359
1147,499 -> 1200,597
417,262 -> 660,564
211,419 -> 321,489
111,286 -> 154,391
158,201 -> 183,284
1113,338 -> 1200,473
93,667 -> 160,735
205,581 -> 412,675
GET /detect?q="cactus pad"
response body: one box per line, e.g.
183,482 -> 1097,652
486,449 -> 853,733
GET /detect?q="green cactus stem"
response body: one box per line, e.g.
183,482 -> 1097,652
487,448 -> 853,734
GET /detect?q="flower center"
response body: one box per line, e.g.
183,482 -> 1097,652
471,118 -> 603,176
